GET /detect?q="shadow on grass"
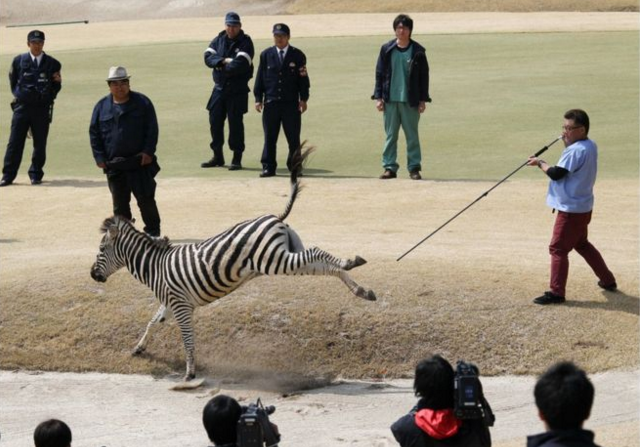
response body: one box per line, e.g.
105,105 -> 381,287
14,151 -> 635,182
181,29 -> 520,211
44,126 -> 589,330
42,179 -> 106,188
565,291 -> 640,316
0,239 -> 20,243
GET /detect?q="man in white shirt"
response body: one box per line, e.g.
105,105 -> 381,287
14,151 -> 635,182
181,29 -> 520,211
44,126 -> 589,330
527,109 -> 616,305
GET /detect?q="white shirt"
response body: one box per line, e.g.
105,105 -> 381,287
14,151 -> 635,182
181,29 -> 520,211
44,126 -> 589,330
30,52 -> 43,67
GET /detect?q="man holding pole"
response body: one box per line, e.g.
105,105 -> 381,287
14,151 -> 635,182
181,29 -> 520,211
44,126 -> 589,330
527,109 -> 616,305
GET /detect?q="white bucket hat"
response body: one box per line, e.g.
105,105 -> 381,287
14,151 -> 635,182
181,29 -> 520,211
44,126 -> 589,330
106,66 -> 131,82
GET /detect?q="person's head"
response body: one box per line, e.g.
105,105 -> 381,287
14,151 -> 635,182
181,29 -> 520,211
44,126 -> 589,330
27,30 -> 45,56
106,66 -> 131,103
203,395 -> 242,446
562,109 -> 589,146
413,354 -> 455,409
33,419 -> 72,447
534,361 -> 594,431
272,23 -> 290,49
224,12 -> 242,40
393,14 -> 413,40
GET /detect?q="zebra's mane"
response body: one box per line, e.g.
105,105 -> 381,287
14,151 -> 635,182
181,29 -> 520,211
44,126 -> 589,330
100,216 -> 172,250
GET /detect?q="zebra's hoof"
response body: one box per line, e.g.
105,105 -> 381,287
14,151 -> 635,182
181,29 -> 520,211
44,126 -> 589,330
132,347 -> 145,356
184,373 -> 196,382
355,287 -> 376,301
346,255 -> 367,271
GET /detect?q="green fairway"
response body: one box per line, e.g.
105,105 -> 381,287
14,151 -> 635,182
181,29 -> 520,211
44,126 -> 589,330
0,31 -> 637,180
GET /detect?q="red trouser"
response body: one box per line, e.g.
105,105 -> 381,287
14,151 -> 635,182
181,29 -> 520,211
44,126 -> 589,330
549,210 -> 615,297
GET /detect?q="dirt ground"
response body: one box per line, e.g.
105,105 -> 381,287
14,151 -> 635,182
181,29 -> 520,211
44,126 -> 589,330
1,12 -> 638,55
0,9 -> 638,447
1,368 -> 638,447
0,177 -> 638,446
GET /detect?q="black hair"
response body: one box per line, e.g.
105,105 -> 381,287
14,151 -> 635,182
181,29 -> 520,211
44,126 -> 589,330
203,395 -> 242,445
393,14 -> 414,35
534,361 -> 594,430
413,354 -> 455,409
33,419 -> 72,447
564,109 -> 590,134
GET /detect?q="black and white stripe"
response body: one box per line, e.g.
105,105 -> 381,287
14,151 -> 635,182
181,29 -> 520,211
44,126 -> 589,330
90,148 -> 375,380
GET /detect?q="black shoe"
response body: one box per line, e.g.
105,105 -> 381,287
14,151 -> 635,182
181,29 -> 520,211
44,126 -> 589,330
598,280 -> 617,292
201,158 -> 225,168
259,169 -> 275,178
31,179 -> 42,185
0,179 -> 12,187
379,170 -> 397,179
533,291 -> 566,305
228,163 -> 242,171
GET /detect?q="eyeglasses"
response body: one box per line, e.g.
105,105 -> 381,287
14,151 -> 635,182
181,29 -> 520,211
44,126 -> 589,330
562,125 -> 583,132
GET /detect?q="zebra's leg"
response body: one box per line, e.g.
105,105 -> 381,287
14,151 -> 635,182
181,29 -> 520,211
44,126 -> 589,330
133,304 -> 168,355
172,303 -> 197,381
283,247 -> 376,301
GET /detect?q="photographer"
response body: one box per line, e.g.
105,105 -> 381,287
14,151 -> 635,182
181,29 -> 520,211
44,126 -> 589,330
203,395 -> 280,447
391,355 -> 492,447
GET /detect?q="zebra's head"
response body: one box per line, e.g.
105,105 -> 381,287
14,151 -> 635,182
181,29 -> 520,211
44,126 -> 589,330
90,217 -> 128,282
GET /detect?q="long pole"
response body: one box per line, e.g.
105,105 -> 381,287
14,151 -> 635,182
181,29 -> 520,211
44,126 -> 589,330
396,135 -> 563,262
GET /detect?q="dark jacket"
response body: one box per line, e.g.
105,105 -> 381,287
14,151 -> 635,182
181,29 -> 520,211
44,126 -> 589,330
254,45 -> 310,104
10,52 -> 61,106
204,30 -> 254,97
373,39 -> 431,108
527,429 -> 602,447
89,91 -> 159,166
391,400 -> 491,447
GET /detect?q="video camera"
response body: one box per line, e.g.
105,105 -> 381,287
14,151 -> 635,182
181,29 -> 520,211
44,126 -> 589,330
237,398 -> 280,447
453,361 -> 495,427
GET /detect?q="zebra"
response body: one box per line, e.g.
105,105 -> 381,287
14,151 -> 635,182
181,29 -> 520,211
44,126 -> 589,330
90,147 -> 376,381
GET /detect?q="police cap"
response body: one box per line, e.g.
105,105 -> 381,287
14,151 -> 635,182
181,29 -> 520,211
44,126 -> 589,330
225,12 -> 241,26
28,30 -> 45,42
272,23 -> 290,36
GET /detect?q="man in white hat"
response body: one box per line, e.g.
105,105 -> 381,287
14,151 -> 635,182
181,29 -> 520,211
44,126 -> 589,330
89,66 -> 162,236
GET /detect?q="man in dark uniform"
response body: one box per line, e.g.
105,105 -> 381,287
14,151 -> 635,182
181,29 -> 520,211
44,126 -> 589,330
89,66 -> 162,237
254,23 -> 310,178
1,30 -> 62,186
201,12 -> 254,171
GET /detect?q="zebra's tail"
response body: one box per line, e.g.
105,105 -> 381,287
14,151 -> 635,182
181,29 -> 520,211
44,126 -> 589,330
278,142 -> 314,221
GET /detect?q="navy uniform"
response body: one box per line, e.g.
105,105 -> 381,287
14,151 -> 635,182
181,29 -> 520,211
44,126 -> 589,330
202,12 -> 254,171
254,23 -> 310,177
89,66 -> 161,237
1,30 -> 61,186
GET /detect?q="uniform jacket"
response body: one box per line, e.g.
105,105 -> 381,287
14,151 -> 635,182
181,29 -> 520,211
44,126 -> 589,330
254,45 -> 310,104
391,400 -> 491,447
204,29 -> 254,97
526,429 -> 602,447
373,39 -> 430,108
10,52 -> 61,106
89,91 -> 159,166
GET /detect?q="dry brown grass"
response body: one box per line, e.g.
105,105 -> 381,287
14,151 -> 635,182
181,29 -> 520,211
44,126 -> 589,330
287,0 -> 638,13
0,177 -> 637,382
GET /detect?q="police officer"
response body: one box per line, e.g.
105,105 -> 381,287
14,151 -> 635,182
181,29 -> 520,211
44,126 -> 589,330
201,12 -> 254,171
1,30 -> 61,186
89,66 -> 162,237
254,23 -> 310,177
